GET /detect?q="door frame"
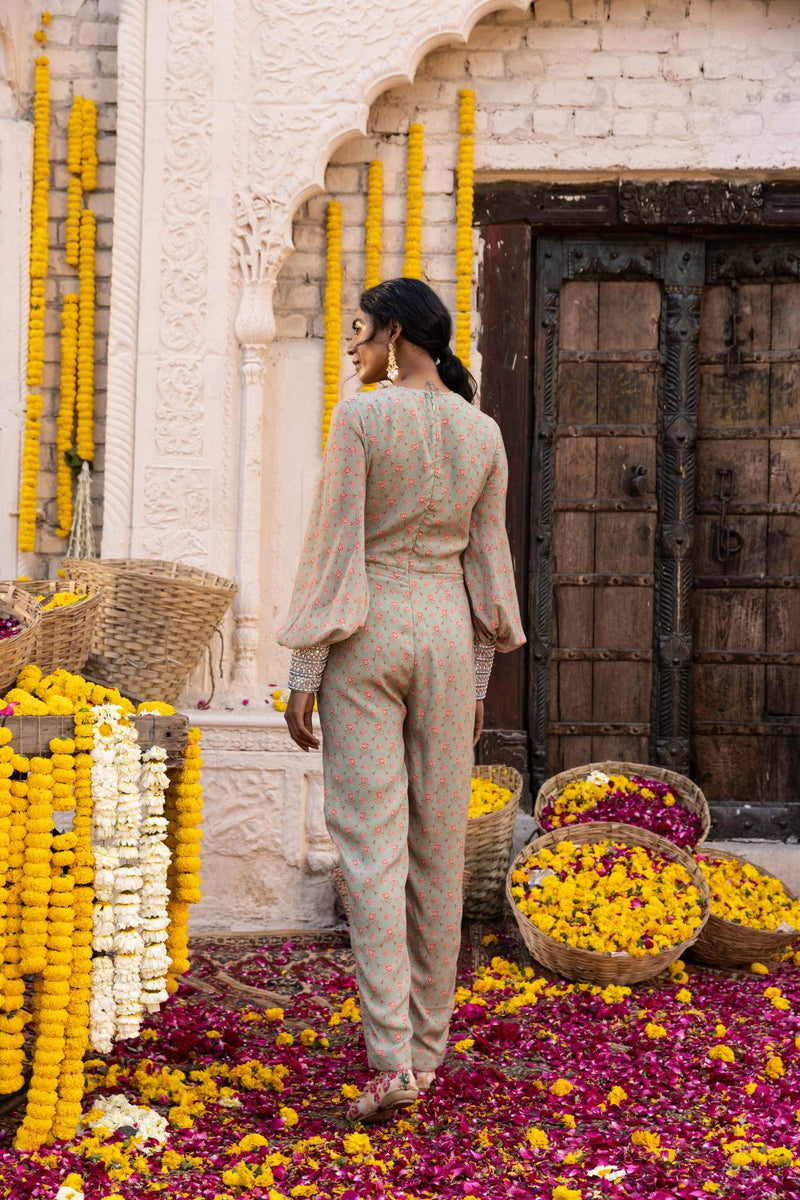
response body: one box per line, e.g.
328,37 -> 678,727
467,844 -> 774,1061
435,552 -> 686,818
475,178 -> 800,803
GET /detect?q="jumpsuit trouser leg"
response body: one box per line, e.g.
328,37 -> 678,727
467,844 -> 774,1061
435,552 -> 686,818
317,566 -> 474,1073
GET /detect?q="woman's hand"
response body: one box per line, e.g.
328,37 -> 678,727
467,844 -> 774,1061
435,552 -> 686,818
285,690 -> 320,751
473,700 -> 484,747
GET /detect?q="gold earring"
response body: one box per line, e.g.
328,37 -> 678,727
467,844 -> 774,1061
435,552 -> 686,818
386,340 -> 400,383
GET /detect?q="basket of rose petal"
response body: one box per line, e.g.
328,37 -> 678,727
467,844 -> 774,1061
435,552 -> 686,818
535,761 -> 710,850
16,578 -> 104,676
463,765 -> 523,920
0,583 -> 42,694
690,850 -> 800,967
506,821 -> 710,984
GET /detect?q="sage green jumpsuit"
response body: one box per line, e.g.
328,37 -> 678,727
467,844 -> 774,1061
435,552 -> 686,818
278,385 -> 524,1072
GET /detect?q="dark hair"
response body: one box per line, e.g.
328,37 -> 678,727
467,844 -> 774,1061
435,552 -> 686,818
359,278 -> 478,404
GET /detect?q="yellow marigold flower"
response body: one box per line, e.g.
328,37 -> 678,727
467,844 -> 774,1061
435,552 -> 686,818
675,988 -> 692,1003
560,1113 -> 576,1129
714,1023 -> 727,1038
765,1055 -> 785,1079
525,1126 -> 549,1149
709,1044 -> 735,1062
631,1129 -> 661,1153
750,962 -> 769,974
299,1029 -> 318,1046
279,1106 -> 299,1127
552,1186 -> 582,1200
275,1032 -> 294,1047
608,1085 -> 628,1106
550,1077 -> 574,1096
645,1023 -> 667,1039
454,1038 -> 474,1053
744,1081 -> 757,1095
342,1131 -> 372,1157
763,986 -> 781,999
341,1083 -> 359,1101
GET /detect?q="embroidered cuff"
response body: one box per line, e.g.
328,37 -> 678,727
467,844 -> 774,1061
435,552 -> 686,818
474,641 -> 495,701
288,646 -> 329,692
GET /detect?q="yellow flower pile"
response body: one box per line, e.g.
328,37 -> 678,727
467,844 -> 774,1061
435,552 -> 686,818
469,776 -> 513,819
696,854 -> 800,932
454,89 -> 475,366
2,665 -> 135,717
18,38 -> 50,554
321,199 -> 342,450
511,839 -> 704,956
37,590 -> 88,612
402,123 -> 423,279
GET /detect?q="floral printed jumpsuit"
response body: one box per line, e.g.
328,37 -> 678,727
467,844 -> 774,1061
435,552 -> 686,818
278,385 -> 525,1073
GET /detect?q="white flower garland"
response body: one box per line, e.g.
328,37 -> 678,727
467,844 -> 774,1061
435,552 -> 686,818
80,1092 -> 169,1145
88,707 -> 179,1050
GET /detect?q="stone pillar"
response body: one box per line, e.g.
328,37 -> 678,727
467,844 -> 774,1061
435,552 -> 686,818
231,190 -> 292,684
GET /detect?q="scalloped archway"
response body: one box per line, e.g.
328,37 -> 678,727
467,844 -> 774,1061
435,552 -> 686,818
101,0 -> 527,684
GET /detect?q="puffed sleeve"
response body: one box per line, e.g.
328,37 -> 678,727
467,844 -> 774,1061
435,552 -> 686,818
462,424 -> 526,653
277,400 -> 370,652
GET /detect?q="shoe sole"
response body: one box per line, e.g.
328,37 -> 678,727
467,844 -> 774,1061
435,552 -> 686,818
352,1091 -> 419,1124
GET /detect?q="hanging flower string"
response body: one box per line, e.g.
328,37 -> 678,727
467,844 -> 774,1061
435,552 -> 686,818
321,200 -> 342,449
402,122 -> 423,279
360,159 -> 383,394
56,294 -> 79,536
17,35 -> 51,554
454,89 -> 475,367
75,207 -> 96,464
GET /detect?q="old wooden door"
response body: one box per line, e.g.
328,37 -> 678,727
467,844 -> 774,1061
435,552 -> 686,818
692,245 -> 800,835
521,235 -> 799,834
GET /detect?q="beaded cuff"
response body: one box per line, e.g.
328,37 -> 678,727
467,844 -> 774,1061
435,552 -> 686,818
288,646 -> 330,693
474,641 -> 495,701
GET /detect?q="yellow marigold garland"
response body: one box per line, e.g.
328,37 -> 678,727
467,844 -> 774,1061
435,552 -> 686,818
364,159 -> 383,290
18,754 -> 54,976
65,98 -> 84,267
402,123 -> 423,279
76,207 -> 96,462
0,739 -> 27,1095
454,89 -> 475,367
321,200 -> 342,450
56,294 -> 79,536
360,160 -> 383,394
165,728 -> 203,993
18,45 -> 50,553
80,96 -> 98,193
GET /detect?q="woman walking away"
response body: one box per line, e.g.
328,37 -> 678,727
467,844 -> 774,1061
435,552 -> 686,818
278,278 -> 525,1123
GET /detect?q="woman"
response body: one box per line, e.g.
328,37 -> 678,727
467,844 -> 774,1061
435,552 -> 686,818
278,278 -> 525,1123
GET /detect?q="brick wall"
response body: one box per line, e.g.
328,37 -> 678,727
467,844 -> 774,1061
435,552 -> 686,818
22,0 -> 117,571
274,0 -> 800,355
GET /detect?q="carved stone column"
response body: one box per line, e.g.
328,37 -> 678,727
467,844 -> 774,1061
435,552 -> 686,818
231,190 -> 292,684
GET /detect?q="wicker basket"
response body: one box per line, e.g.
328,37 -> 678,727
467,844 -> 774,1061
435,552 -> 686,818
0,585 -> 42,694
62,558 -> 238,704
506,821 -> 711,984
534,761 -> 710,848
464,764 -> 523,920
332,864 -> 474,924
691,849 -> 799,967
16,579 -> 103,676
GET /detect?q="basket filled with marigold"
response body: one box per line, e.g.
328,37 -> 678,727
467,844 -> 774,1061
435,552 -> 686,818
535,761 -> 710,850
506,821 -> 710,984
690,850 -> 800,967
16,578 -> 104,676
464,765 -> 523,920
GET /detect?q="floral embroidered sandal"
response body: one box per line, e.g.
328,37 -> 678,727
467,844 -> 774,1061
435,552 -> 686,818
346,1069 -> 419,1123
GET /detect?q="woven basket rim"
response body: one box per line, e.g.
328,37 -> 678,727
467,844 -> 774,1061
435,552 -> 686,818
19,579 -> 103,617
63,556 -> 238,595
469,764 -> 523,825
534,760 -> 710,845
0,583 -> 43,631
506,819 -> 711,962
